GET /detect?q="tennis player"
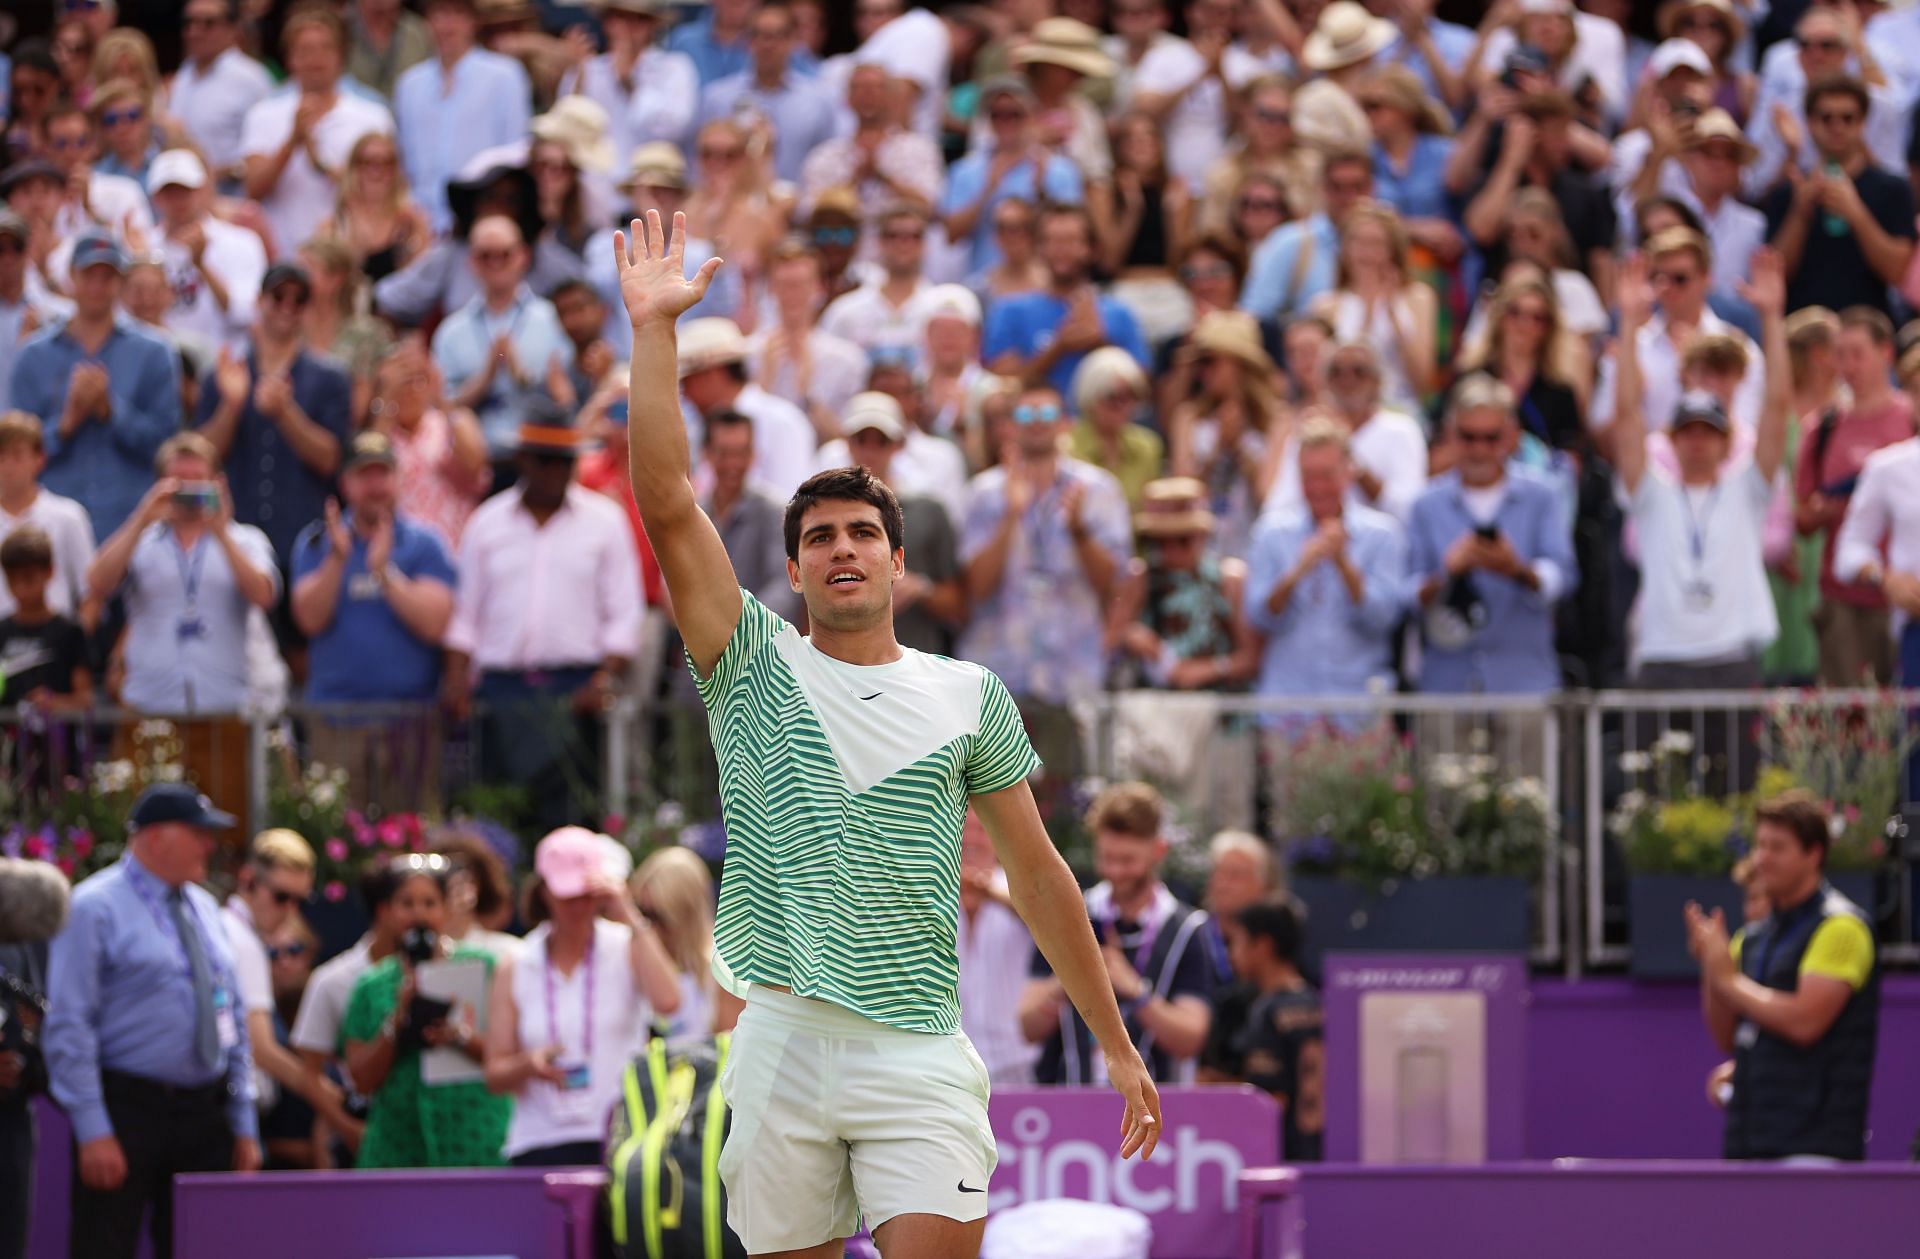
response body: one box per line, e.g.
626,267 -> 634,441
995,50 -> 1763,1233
614,212 -> 1161,1259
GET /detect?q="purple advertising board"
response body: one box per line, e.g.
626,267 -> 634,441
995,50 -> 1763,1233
987,1087 -> 1281,1259
1322,954 -> 1528,1164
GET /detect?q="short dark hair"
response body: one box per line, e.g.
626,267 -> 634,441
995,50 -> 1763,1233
1322,149 -> 1372,180
1838,305 -> 1895,346
1036,200 -> 1096,243
1804,73 -> 1870,120
1634,193 -> 1705,239
1236,896 -> 1307,965
1086,782 -> 1163,840
782,466 -> 905,561
362,852 -> 452,910
433,831 -> 512,921
0,526 -> 53,574
1755,789 -> 1832,862
546,277 -> 599,306
1175,232 -> 1247,288
43,101 -> 94,138
702,407 -> 754,449
10,39 -> 60,81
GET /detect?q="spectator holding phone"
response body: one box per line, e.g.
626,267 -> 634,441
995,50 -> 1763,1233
1792,307 -> 1912,685
484,828 -> 681,1166
340,853 -> 509,1169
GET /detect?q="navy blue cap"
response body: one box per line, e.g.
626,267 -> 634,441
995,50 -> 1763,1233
128,783 -> 237,831
70,231 -> 129,275
1671,389 -> 1731,434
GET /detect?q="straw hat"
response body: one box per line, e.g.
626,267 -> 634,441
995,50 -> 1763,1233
1189,310 -> 1276,376
1358,65 -> 1454,136
620,141 -> 688,189
1656,0 -> 1745,43
1012,18 -> 1115,80
531,96 -> 615,174
1134,477 -> 1216,538
676,318 -> 749,378
1302,2 -> 1396,73
1684,108 -> 1757,164
474,0 -> 536,24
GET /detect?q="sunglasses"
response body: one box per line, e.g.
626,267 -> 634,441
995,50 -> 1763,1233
266,887 -> 306,907
700,146 -> 744,162
1798,37 -> 1847,53
1651,269 -> 1697,287
1012,403 -> 1061,425
1676,15 -> 1723,30
988,108 -> 1028,123
1237,196 -> 1285,214
1251,106 -> 1291,125
1456,429 -> 1506,446
265,286 -> 311,307
101,106 -> 146,128
472,248 -> 517,264
268,941 -> 309,961
1180,261 -> 1233,283
812,226 -> 859,246
880,227 -> 924,242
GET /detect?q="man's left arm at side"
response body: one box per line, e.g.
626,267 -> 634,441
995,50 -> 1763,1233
44,892 -> 113,1144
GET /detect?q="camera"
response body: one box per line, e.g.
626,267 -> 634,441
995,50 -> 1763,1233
171,481 -> 220,515
1501,44 -> 1551,91
400,926 -> 440,966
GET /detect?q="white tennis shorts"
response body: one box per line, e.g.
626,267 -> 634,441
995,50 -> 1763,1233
718,985 -> 999,1252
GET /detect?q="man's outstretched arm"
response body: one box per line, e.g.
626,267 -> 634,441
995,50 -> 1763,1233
973,780 -> 1164,1160
618,211 -> 744,676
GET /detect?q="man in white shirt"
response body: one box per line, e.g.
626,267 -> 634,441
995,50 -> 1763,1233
1472,0 -> 1627,123
1593,227 -> 1765,436
746,241 -> 869,444
1264,341 -> 1429,525
147,150 -> 265,353
676,317 -> 817,499
1125,0 -> 1235,190
240,7 -> 394,257
1609,39 -> 1715,223
1612,246 -> 1790,688
393,0 -> 534,232
850,2 -> 985,143
169,0 -> 274,183
819,204 -> 940,365
1835,431 -> 1920,684
556,0 -> 698,159
42,103 -> 153,255
0,411 -> 94,620
445,417 -> 642,833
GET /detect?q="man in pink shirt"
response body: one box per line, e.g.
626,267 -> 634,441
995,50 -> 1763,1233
1793,306 -> 1916,685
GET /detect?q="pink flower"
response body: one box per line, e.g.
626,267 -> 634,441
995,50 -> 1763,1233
603,814 -> 627,834
353,828 -> 376,848
1392,774 -> 1413,793
324,880 -> 347,902
325,838 -> 349,862
56,856 -> 75,877
69,829 -> 94,857
22,835 -> 49,860
1843,804 -> 1861,824
377,818 -> 404,848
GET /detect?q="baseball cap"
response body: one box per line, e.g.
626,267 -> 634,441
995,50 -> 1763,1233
1671,389 -> 1731,433
0,211 -> 27,244
921,283 -> 982,328
343,430 -> 398,471
261,261 -> 312,297
129,783 -> 237,831
1647,38 -> 1713,80
534,826 -> 618,899
147,149 -> 208,194
842,391 -> 906,442
0,159 -> 61,198
70,232 -> 129,275
676,317 -> 749,378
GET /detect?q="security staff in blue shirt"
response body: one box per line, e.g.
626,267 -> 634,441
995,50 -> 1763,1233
45,785 -> 260,1259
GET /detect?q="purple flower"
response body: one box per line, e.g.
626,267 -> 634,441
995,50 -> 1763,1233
679,819 -> 728,862
68,829 -> 94,858
325,838 -> 349,863
323,880 -> 347,902
1,826 -> 22,859
377,818 -> 404,848
56,856 -> 75,878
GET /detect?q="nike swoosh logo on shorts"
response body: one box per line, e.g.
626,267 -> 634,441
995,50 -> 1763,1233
859,692 -> 883,701
958,1181 -> 984,1193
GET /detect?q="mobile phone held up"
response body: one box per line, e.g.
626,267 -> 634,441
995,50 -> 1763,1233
171,481 -> 220,514
1474,523 -> 1501,542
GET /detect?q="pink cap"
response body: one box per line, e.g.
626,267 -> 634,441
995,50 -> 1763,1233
535,826 -> 611,899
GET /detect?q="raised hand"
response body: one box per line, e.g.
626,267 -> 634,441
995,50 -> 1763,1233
214,347 -> 251,409
1617,251 -> 1656,328
323,497 -> 352,559
613,210 -> 723,330
1735,246 -> 1786,318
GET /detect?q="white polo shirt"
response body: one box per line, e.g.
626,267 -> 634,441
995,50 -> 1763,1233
168,47 -> 275,172
158,215 -> 267,351
0,487 -> 95,619
1624,460 -> 1778,668
240,86 -> 393,256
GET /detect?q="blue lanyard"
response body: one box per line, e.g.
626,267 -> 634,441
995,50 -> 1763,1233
172,532 -> 209,611
1680,484 -> 1721,565
543,935 -> 595,1062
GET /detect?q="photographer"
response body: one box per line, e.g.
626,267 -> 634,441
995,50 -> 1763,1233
0,858 -> 68,1259
340,853 -> 511,1168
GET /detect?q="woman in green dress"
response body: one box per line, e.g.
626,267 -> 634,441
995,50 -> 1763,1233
342,854 -> 513,1167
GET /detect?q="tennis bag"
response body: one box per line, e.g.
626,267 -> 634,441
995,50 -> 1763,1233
607,1034 -> 747,1259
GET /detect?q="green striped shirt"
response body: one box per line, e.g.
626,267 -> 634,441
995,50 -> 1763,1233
695,592 -> 1041,1034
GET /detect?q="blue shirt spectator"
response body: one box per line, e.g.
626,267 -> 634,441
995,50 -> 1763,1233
983,290 -> 1151,405
1407,430 -> 1577,695
940,152 -> 1083,273
431,281 -> 574,459
293,506 -> 457,702
1378,21 -> 1478,101
1241,212 -> 1340,326
10,313 -> 181,540
668,6 -> 815,86
1245,504 -> 1407,712
700,69 -> 838,184
46,848 -> 259,1145
392,45 -> 532,232
195,342 -> 353,572
1372,133 -> 1455,223
982,203 -> 1147,405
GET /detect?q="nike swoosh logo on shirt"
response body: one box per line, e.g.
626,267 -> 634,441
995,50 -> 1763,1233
859,692 -> 883,701
958,1181 -> 984,1193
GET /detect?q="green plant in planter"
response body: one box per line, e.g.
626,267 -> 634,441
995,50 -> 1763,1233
1278,723 -> 1430,882
1423,751 -> 1556,878
1760,692 -> 1914,872
1609,730 -> 1748,875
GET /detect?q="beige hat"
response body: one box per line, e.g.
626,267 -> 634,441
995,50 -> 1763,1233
1134,477 -> 1217,538
1190,310 -> 1276,376
1012,18 -> 1115,79
1685,107 -> 1757,164
475,0 -> 536,23
598,0 -> 671,15
921,283 -> 982,328
621,141 -> 688,189
1302,2 -> 1395,73
531,96 -> 615,174
1358,66 -> 1454,136
676,317 -> 748,378
842,392 -> 907,442
1657,0 -> 1745,43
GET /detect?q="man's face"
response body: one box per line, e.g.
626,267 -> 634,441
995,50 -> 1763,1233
1750,820 -> 1823,905
163,454 -> 217,523
1807,90 -> 1865,160
984,92 -> 1034,150
1685,139 -> 1744,199
847,426 -> 900,480
704,422 -> 754,491
1322,160 -> 1372,221
1671,419 -> 1731,479
1038,213 -> 1091,286
1298,442 -> 1349,521
1454,405 -> 1515,485
1326,351 -> 1380,417
123,265 -> 172,324
70,263 -> 122,320
1658,67 -> 1707,108
341,460 -> 397,520
426,1 -> 480,52
46,115 -> 95,175
1206,850 -> 1266,918
1093,831 -> 1163,904
1836,325 -> 1889,391
925,314 -> 977,367
749,7 -> 793,77
9,65 -> 59,126
286,24 -> 343,91
1188,0 -> 1236,37
8,175 -> 63,226
469,220 -> 528,292
1650,249 -> 1705,316
847,65 -> 889,120
244,862 -> 315,936
520,450 -> 576,506
1012,390 -> 1065,458
788,499 -> 900,631
183,0 -> 234,62
144,823 -> 220,886
259,279 -> 309,342
1223,920 -> 1266,980
855,0 -> 902,42
878,215 -> 926,276
1797,17 -> 1850,80
553,286 -> 605,349
768,258 -> 822,319
152,184 -> 200,232
0,442 -> 46,499
4,564 -> 52,611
